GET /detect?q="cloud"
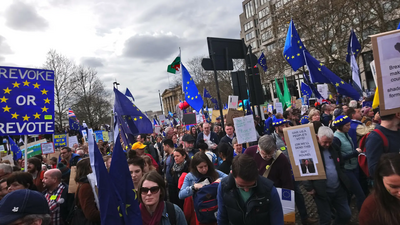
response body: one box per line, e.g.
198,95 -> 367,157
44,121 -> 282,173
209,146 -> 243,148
122,33 -> 181,62
0,36 -> 13,54
81,57 -> 104,68
5,0 -> 48,31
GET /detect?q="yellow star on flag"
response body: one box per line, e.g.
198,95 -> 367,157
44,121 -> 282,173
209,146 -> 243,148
2,105 -> 11,112
0,96 -> 8,103
139,116 -> 142,119
23,114 -> 30,121
187,81 -> 189,84
44,98 -> 51,104
33,83 -> 40,89
33,112 -> 41,119
341,81 -> 345,84
292,56 -> 295,59
12,82 -> 20,88
335,83 -> 339,87
3,87 -> 11,94
41,89 -> 48,95
134,118 -> 137,121
318,68 -> 321,71
41,106 -> 49,112
299,46 -> 302,49
297,53 -> 300,56
23,80 -> 30,86
11,112 -> 19,119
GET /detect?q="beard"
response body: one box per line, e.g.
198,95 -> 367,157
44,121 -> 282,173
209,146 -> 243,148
28,167 -> 36,174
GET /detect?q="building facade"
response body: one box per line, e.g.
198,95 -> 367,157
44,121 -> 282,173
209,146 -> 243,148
161,86 -> 184,114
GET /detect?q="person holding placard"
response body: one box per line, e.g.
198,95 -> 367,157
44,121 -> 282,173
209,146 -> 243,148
305,127 -> 352,225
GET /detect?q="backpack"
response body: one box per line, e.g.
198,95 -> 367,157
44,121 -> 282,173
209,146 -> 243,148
165,201 -> 176,225
193,177 -> 219,224
358,129 -> 389,177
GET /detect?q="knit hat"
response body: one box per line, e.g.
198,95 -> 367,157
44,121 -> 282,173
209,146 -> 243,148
333,115 -> 351,127
361,106 -> 372,117
272,119 -> 289,127
131,142 -> 146,150
57,162 -> 70,177
333,108 -> 343,118
300,116 -> 309,124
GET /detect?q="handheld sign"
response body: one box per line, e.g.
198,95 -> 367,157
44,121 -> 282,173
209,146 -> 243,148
228,95 -> 239,109
283,123 -> 326,181
0,66 -> 55,135
233,115 -> 257,144
41,142 -> 55,155
275,102 -> 283,114
371,29 -> 400,116
54,134 -> 67,147
226,109 -> 245,125
267,104 -> 273,113
68,136 -> 79,148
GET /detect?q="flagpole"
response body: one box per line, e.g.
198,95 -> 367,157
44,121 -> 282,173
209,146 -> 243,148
24,135 -> 27,171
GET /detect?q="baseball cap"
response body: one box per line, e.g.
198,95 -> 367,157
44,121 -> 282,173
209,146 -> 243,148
0,189 -> 50,225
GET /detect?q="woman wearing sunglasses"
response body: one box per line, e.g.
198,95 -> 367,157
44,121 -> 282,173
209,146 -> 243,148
138,171 -> 187,225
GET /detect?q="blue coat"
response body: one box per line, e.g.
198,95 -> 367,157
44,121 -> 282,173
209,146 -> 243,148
178,170 -> 227,200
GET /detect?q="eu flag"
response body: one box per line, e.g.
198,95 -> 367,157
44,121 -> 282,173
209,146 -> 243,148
258,52 -> 268,72
283,19 -> 308,71
69,118 -> 82,131
109,138 -> 142,224
125,88 -> 135,101
346,29 -> 361,63
204,106 -> 211,123
211,98 -> 219,110
203,88 -> 212,98
301,82 -> 312,99
115,113 -> 138,151
114,88 -> 152,134
182,64 -> 204,112
303,72 -> 323,99
303,51 -> 361,100
8,136 -> 21,161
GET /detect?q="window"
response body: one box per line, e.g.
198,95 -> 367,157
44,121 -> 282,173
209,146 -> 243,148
258,6 -> 270,19
261,29 -> 273,42
274,1 -> 282,9
250,41 -> 257,49
244,21 -> 254,31
261,0 -> 268,5
283,0 -> 290,4
266,42 -> 276,52
260,17 -> 272,30
254,0 -> 259,9
245,2 -> 255,19
245,31 -> 256,41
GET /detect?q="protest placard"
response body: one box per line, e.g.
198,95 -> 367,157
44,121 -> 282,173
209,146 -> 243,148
233,115 -> 257,144
94,131 -> 103,142
68,166 -> 78,194
228,95 -> 239,109
0,145 -> 4,151
277,188 -> 295,224
267,104 -> 273,113
371,29 -> 400,116
102,131 -> 109,142
54,134 -> 67,147
1,154 -> 14,166
283,123 -> 326,181
20,139 -> 47,159
317,84 -> 329,100
275,102 -> 283,114
41,142 -> 55,155
226,109 -> 245,125
68,136 -> 79,148
182,113 -> 196,126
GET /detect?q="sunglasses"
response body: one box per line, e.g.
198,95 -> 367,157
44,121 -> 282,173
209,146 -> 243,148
140,186 -> 160,195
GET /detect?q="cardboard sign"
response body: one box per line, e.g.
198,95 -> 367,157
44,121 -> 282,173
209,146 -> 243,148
301,105 -> 309,116
228,95 -> 239,109
68,136 -> 79,148
68,166 -> 78,194
295,99 -> 302,109
277,188 -> 295,224
226,109 -> 245,125
54,134 -> 67,147
41,142 -> 55,155
102,131 -> 109,142
20,139 -> 47,159
283,123 -> 326,181
275,102 -> 283,114
1,154 -> 14,166
267,104 -> 273,113
317,84 -> 329,100
233,115 -> 257,144
158,115 -> 166,125
182,113 -> 197,126
371,29 -> 400,116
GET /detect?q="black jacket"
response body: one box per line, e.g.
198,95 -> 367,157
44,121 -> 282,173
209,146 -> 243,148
196,132 -> 220,146
304,143 -> 351,197
219,174 -> 274,225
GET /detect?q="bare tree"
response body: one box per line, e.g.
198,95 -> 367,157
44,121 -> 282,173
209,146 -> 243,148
42,50 -> 78,128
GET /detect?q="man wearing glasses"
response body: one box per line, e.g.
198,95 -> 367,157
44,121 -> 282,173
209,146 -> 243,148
217,154 -> 284,225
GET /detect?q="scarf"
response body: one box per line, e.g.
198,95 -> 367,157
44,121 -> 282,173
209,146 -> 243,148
140,200 -> 164,225
173,161 -> 186,172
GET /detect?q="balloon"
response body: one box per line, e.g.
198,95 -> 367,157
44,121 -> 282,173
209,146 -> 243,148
178,101 -> 190,110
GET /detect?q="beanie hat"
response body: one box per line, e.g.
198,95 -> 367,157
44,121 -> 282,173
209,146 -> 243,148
333,115 -> 351,127
300,116 -> 309,124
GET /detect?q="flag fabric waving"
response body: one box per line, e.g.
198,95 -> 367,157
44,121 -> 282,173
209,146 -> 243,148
182,64 -> 204,112
125,88 -> 135,101
69,118 -> 82,131
114,88 -> 153,134
211,98 -> 219,110
372,87 -> 379,109
397,22 -> 400,29
346,29 -> 361,63
8,136 -> 21,161
275,79 -> 285,106
301,82 -> 312,99
167,53 -> 181,74
203,88 -> 212,98
68,108 -> 76,118
258,52 -> 268,72
283,76 -> 292,109
109,138 -> 142,224
283,19 -> 308,71
303,51 -> 361,100
303,72 -> 323,99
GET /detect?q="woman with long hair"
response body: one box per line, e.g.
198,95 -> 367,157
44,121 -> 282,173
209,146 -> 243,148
189,126 -> 198,140
141,155 -> 156,174
170,148 -> 190,209
138,171 -> 187,225
178,152 -> 227,200
217,143 -> 234,175
359,153 -> 400,225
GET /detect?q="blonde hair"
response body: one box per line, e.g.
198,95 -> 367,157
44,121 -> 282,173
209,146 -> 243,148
308,109 -> 320,121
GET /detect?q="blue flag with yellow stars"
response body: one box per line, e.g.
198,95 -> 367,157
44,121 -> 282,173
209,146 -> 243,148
69,118 -> 82,131
211,98 -> 219,110
114,88 -> 152,134
346,29 -> 361,63
115,112 -> 138,151
283,19 -> 308,71
203,88 -> 212,98
303,72 -> 323,99
303,51 -> 361,100
258,52 -> 268,72
301,82 -> 312,99
109,136 -> 142,225
125,88 -> 135,101
182,64 -> 204,112
204,106 -> 211,123
0,66 -> 55,136
8,136 -> 21,161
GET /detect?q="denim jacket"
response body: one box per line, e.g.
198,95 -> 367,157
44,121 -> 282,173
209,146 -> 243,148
178,170 -> 227,200
160,202 -> 187,225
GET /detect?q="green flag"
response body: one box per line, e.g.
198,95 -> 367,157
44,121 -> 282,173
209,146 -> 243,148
167,54 -> 181,74
283,76 -> 292,109
275,79 -> 285,107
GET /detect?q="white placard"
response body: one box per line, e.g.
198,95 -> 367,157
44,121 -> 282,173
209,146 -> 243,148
41,142 -> 55,155
286,126 -> 319,176
1,154 -> 14,166
228,95 -> 239,109
301,105 -> 309,116
317,84 -> 328,99
233,115 -> 257,144
68,136 -> 79,148
196,115 -> 204,124
158,115 -> 166,125
81,130 -> 87,138
267,104 -> 273,113
275,102 -> 283,114
0,145 -> 4,151
276,188 -> 295,224
370,60 -> 377,86
154,125 -> 161,134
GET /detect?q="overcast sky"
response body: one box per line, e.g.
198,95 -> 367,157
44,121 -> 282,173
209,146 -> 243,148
0,0 -> 242,112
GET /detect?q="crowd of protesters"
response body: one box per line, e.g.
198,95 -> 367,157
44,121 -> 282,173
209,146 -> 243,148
0,95 -> 400,225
